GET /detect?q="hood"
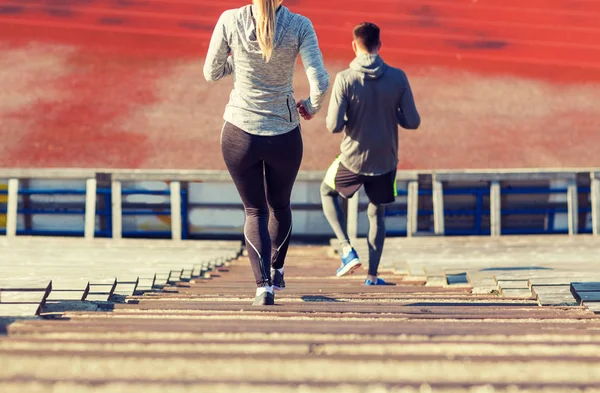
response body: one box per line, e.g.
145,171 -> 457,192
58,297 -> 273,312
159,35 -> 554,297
235,5 -> 292,55
349,53 -> 387,80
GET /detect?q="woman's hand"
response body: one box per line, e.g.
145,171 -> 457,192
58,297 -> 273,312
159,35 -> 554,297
296,101 -> 313,121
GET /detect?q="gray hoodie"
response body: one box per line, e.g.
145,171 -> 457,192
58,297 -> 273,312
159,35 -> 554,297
326,54 -> 420,176
203,5 -> 330,136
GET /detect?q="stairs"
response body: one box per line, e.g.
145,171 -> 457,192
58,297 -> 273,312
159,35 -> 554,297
2,242 -> 600,391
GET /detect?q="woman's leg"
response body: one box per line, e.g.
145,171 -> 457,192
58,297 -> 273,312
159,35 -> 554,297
263,127 -> 303,269
221,122 -> 271,287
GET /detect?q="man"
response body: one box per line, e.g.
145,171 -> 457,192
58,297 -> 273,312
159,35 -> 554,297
320,22 -> 420,285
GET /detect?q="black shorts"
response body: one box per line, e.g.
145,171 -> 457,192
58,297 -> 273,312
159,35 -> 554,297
324,157 -> 397,205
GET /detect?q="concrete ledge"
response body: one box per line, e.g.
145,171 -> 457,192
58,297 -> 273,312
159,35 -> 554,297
0,169 -> 420,182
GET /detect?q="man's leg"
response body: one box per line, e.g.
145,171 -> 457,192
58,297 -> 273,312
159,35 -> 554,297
366,202 -> 386,280
320,181 -> 352,251
321,160 -> 364,276
321,159 -> 363,254
363,170 -> 396,284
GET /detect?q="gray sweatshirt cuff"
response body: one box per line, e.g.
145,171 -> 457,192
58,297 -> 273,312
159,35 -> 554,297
303,98 -> 318,117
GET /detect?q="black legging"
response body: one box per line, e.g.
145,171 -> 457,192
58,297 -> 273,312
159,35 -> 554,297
221,122 -> 303,287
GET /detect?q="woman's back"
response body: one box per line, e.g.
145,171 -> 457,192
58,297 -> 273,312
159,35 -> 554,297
204,5 -> 329,136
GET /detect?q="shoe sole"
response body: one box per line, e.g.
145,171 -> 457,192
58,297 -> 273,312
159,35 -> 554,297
273,285 -> 285,291
336,259 -> 362,277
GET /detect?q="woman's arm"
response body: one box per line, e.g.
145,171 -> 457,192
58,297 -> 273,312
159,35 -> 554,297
203,11 -> 234,83
298,18 -> 330,117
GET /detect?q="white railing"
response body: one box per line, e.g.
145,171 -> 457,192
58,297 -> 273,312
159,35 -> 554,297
1,168 -> 599,239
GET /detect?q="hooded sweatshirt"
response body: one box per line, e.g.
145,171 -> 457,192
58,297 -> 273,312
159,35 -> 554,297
203,5 -> 330,136
326,54 -> 420,176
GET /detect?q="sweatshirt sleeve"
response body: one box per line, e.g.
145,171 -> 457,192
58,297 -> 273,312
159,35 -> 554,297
298,18 -> 330,116
396,73 -> 421,129
325,73 -> 347,133
203,11 -> 234,83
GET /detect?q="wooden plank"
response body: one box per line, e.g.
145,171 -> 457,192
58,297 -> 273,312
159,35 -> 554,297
168,270 -> 184,284
469,275 -> 499,295
0,281 -> 52,315
500,288 -> 533,298
0,303 -> 42,316
0,291 -> 47,303
84,178 -> 97,240
407,265 -> 427,281
111,180 -> 122,240
531,285 -> 578,306
578,292 -> 600,304
571,282 -> 600,292
83,279 -> 117,301
6,178 -> 19,237
169,181 -> 182,241
586,302 -> 600,314
495,278 -> 530,289
490,180 -> 501,237
46,289 -> 89,302
114,278 -> 139,297
528,276 -> 600,287
571,284 -> 600,305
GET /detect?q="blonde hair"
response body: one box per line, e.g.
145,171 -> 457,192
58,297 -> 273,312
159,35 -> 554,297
253,0 -> 278,62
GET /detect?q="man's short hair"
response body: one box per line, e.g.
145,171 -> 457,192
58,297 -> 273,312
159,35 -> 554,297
353,22 -> 381,53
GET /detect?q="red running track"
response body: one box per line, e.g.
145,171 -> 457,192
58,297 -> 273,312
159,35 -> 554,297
0,0 -> 599,170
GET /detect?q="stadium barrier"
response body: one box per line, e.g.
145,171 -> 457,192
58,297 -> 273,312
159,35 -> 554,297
1,168 -> 599,240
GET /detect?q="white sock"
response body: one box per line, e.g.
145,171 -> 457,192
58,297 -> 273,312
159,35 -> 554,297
276,267 -> 284,274
256,286 -> 274,296
342,244 -> 353,257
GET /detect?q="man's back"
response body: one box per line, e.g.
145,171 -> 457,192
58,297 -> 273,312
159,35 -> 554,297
326,54 -> 420,176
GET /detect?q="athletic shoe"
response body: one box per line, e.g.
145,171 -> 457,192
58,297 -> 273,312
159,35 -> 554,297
253,289 -> 275,306
336,248 -> 362,277
272,268 -> 285,291
364,278 -> 387,286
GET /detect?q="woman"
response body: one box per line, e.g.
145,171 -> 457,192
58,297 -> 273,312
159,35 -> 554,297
203,0 -> 330,305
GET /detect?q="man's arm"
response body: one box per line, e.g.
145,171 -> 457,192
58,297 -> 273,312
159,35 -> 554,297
203,11 -> 234,83
397,74 -> 420,129
325,73 -> 348,133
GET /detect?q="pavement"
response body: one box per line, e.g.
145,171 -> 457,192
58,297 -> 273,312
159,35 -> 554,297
1,235 -> 600,392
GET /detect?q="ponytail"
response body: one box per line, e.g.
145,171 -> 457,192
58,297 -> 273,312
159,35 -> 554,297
254,0 -> 277,62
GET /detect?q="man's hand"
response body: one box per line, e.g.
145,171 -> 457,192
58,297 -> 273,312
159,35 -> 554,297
296,101 -> 313,121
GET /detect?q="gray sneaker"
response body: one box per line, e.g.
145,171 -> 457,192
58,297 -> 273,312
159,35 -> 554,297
272,268 -> 285,291
253,291 -> 275,306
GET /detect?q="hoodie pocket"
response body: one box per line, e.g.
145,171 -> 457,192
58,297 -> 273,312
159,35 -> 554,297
286,96 -> 293,122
